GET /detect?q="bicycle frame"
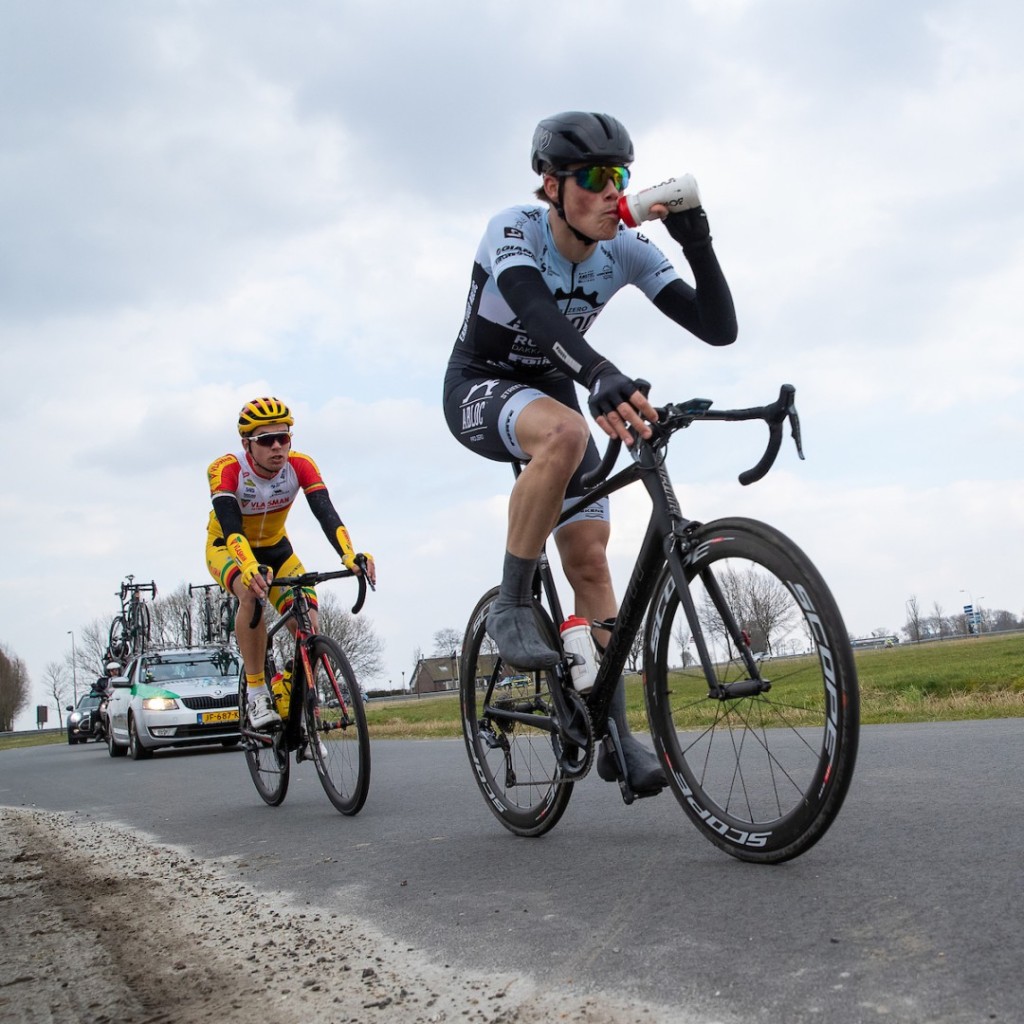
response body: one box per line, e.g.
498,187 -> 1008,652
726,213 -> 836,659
522,385 -> 804,748
243,568 -> 367,751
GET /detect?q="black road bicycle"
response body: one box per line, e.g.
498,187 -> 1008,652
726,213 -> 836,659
183,582 -> 237,647
460,385 -> 859,864
108,575 -> 157,661
240,563 -> 372,815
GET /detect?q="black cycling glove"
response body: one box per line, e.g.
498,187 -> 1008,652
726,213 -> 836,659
665,206 -> 712,257
585,360 -> 641,419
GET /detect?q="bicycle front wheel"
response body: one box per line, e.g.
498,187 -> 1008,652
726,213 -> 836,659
645,517 -> 859,864
304,637 -> 370,815
239,673 -> 289,806
181,609 -> 193,648
459,587 -> 574,838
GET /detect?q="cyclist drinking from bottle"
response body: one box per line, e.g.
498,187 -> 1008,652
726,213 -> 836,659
205,397 -> 376,730
443,111 -> 737,792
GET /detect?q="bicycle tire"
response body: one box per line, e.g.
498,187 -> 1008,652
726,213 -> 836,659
181,608 -> 193,648
239,672 -> 289,806
136,601 -> 151,652
108,616 -> 130,661
644,517 -> 859,864
459,587 -> 574,837
304,636 -> 370,815
219,597 -> 236,644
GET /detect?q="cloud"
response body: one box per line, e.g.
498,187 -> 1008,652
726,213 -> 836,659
5,0 -> 1023,728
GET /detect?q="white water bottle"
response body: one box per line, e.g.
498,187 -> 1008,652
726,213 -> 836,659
560,616 -> 598,693
617,174 -> 702,227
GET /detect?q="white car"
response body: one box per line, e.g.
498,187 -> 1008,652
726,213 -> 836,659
105,646 -> 242,760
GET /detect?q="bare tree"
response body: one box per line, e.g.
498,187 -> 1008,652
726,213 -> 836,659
0,642 -> 29,731
991,608 -> 1022,631
407,646 -> 423,689
314,591 -> 385,680
432,627 -> 462,658
626,613 -> 646,673
904,595 -> 924,642
700,566 -> 797,657
672,619 -> 694,668
150,583 -> 192,646
930,601 -> 950,638
43,662 -> 71,726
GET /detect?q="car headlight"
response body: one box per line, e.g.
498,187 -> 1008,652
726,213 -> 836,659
69,713 -> 82,724
141,697 -> 179,711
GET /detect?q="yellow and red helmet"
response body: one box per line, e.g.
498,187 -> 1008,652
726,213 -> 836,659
237,396 -> 294,436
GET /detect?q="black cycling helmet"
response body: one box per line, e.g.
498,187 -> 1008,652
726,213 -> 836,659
530,111 -> 634,174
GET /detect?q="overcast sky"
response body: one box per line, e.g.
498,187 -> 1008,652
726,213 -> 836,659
4,0 -> 1022,726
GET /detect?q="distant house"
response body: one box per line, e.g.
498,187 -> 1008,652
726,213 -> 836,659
410,652 -> 503,694
410,654 -> 460,694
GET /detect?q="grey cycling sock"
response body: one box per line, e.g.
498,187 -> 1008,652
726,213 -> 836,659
597,677 -> 666,792
486,552 -> 560,670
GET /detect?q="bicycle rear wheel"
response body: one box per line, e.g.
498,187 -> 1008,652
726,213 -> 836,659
239,673 -> 289,806
135,602 -> 151,652
459,587 -> 574,837
303,636 -> 370,815
181,608 -> 193,647
219,596 -> 236,644
108,616 -> 130,661
645,517 -> 859,864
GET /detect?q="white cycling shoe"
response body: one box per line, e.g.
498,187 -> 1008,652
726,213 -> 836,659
248,693 -> 282,730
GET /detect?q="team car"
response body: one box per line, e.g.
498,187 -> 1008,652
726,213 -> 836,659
66,693 -> 104,744
105,646 -> 242,760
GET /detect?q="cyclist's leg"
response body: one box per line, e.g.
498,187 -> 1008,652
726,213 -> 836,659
267,549 -> 317,638
445,374 -> 589,668
555,518 -> 666,793
207,534 -> 277,728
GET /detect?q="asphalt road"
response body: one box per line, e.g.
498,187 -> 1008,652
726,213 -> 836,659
2,719 -> 1021,1024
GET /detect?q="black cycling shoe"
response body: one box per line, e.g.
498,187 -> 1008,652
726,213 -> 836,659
597,736 -> 667,793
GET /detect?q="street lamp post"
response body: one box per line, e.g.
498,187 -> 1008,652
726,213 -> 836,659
67,630 -> 78,702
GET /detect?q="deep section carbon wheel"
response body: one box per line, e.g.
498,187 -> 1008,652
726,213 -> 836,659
645,517 -> 859,863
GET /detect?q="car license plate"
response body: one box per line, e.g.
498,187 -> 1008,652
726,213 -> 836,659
199,709 -> 239,724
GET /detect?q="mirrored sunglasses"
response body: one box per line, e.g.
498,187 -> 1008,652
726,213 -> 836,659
557,165 -> 631,193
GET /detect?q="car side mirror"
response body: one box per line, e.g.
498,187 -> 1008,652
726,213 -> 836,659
111,675 -> 131,688
65,704 -> 73,712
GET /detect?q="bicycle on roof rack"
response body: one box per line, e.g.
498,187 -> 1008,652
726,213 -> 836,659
182,582 -> 237,647
108,575 -> 157,661
459,384 -> 859,864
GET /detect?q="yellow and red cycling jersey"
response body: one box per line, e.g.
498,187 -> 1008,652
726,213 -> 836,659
205,449 -> 327,547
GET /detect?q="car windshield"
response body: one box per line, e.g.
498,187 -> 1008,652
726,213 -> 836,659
144,654 -> 239,683
79,696 -> 101,709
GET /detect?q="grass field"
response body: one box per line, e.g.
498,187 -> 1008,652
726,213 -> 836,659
361,630 -> 1024,739
3,632 -> 1021,750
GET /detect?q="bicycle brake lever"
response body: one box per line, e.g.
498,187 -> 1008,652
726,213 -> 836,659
788,404 -> 805,461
